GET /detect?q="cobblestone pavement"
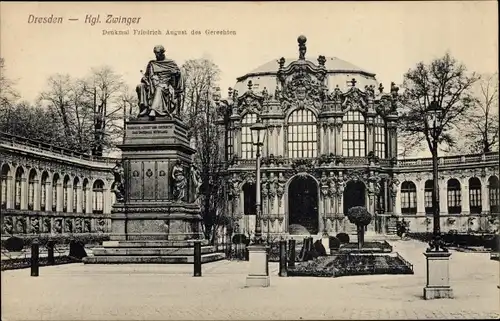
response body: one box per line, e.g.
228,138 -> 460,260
2,240 -> 499,320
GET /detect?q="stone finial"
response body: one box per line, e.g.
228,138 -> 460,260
348,78 -> 357,87
318,55 -> 326,67
228,87 -> 233,98
390,82 -> 399,95
297,35 -> 307,60
278,57 -> 286,69
247,80 -> 253,91
379,83 -> 384,94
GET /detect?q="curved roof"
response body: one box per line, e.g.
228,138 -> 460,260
242,56 -> 375,79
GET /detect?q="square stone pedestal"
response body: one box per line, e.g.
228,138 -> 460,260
246,244 -> 270,287
423,251 -> 454,299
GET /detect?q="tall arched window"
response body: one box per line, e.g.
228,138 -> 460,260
401,181 -> 417,214
1,164 -> 10,209
52,174 -> 60,212
424,180 -> 434,215
287,109 -> 317,158
73,177 -> 79,213
342,110 -> 366,157
63,175 -> 70,212
92,180 -> 104,214
241,113 -> 258,159
469,177 -> 482,214
82,179 -> 88,213
447,179 -> 461,214
40,171 -> 48,211
374,115 -> 386,159
243,182 -> 256,215
14,167 -> 24,210
489,176 -> 499,213
28,169 -> 37,210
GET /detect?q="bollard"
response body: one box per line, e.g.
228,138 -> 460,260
31,239 -> 39,277
245,246 -> 249,261
288,238 -> 296,268
193,241 -> 202,277
279,239 -> 287,276
47,240 -> 55,265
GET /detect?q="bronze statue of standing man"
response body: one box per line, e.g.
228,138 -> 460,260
136,45 -> 184,119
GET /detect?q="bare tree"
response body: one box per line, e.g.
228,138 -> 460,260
181,58 -> 226,243
0,58 -> 20,110
399,53 -> 479,155
462,73 -> 499,153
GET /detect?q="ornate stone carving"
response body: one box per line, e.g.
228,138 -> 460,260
75,218 -> 83,233
172,161 -> 187,201
29,217 -> 40,234
261,174 -> 269,200
54,218 -> 62,233
190,164 -> 202,203
291,159 -> 314,173
43,217 -> 51,233
65,218 -> 73,233
228,173 -> 242,198
111,160 -> 125,202
327,172 -> 338,198
2,216 -> 13,234
97,218 -> 106,233
276,172 -> 287,206
84,219 -> 91,233
268,172 -> 277,206
320,172 -> 329,198
15,217 -> 26,234
388,177 -> 400,206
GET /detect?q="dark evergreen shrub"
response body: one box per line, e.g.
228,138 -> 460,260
68,240 -> 87,259
4,236 -> 24,252
314,240 -> 327,256
329,236 -> 341,249
336,233 -> 350,244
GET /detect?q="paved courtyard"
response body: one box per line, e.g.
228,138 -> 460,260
2,239 -> 499,320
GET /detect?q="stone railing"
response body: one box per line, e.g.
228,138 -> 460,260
397,152 -> 499,168
0,132 -> 118,165
0,208 -> 111,237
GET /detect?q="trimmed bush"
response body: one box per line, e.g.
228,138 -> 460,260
4,236 -> 24,252
69,241 -> 87,259
232,234 -> 248,245
329,236 -> 341,250
314,240 -> 327,256
346,206 -> 372,249
336,233 -> 350,244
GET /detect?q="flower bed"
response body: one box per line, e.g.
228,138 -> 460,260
287,253 -> 414,277
338,241 -> 393,253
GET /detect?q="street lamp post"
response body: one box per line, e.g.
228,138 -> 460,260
423,91 -> 454,300
245,117 -> 270,288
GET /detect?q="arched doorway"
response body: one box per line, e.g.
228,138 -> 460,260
343,181 -> 366,214
288,175 -> 318,235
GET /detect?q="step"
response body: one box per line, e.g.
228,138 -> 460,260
92,246 -> 216,256
83,252 -> 225,264
103,240 -> 210,248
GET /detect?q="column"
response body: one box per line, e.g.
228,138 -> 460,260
416,180 -> 426,216
395,187 -> 402,215
46,181 -> 53,211
68,182 -> 74,213
461,178 -> 469,215
56,182 -> 63,212
336,122 -> 342,156
277,126 -> 283,156
20,178 -> 28,210
76,186 -> 82,213
481,180 -> 490,212
439,178 -> 448,215
33,179 -> 40,211
5,175 -> 13,209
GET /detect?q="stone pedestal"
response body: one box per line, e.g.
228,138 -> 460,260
246,244 -> 270,287
423,251 -> 454,299
86,117 -> 224,264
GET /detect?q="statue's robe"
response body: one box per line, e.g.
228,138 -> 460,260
136,59 -> 183,116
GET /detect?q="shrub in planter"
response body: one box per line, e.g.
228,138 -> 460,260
346,206 -> 372,249
336,233 -> 350,244
69,240 -> 87,259
329,236 -> 341,250
313,240 -> 327,256
232,234 -> 248,245
4,236 -> 24,252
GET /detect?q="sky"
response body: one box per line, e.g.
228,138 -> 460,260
1,1 -> 498,104
0,1 -> 498,158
